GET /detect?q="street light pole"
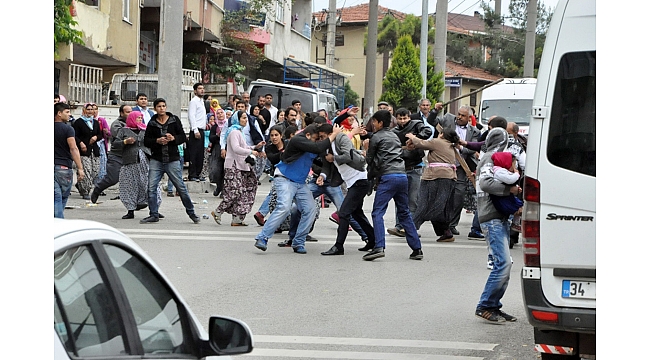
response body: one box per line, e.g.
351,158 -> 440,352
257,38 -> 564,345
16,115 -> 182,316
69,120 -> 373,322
433,0 -> 448,102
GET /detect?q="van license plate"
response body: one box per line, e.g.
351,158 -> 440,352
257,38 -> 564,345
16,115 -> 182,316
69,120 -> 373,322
562,280 -> 595,299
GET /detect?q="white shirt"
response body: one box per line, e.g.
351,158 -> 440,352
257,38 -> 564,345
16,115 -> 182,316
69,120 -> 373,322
188,96 -> 207,133
135,106 -> 152,125
330,142 -> 367,188
265,105 -> 279,135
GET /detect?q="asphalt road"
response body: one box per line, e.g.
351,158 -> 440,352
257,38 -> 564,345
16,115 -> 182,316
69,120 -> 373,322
63,177 -> 540,360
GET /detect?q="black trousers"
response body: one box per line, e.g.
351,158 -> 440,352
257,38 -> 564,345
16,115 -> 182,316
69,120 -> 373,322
335,179 -> 375,248
187,129 -> 205,179
450,167 -> 468,228
92,153 -> 122,195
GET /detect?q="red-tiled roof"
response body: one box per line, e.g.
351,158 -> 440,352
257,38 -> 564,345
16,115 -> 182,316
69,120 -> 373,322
442,12 -> 514,34
445,60 -> 502,82
313,3 -> 407,25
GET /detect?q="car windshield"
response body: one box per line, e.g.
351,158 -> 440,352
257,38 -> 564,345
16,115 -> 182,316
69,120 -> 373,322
480,99 -> 533,126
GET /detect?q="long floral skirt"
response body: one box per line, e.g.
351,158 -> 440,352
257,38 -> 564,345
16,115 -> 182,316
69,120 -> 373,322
119,149 -> 161,211
216,167 -> 259,218
79,155 -> 100,196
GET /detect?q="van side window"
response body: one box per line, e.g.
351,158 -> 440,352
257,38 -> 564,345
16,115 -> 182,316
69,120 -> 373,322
547,51 -> 596,177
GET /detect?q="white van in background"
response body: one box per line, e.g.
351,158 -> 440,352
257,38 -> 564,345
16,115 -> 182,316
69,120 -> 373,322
520,0 -> 596,359
478,78 -> 536,135
247,80 -> 340,120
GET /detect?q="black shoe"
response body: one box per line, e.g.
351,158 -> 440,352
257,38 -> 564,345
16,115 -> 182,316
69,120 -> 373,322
140,215 -> 159,224
362,248 -> 385,261
274,228 -> 283,234
450,227 -> 460,235
122,210 -> 134,219
475,309 -> 506,323
90,191 -> 99,204
167,192 -> 175,197
278,239 -> 293,247
136,203 -> 147,211
189,214 -> 200,224
158,213 -> 165,219
213,188 -> 221,197
111,195 -> 120,200
495,309 -> 517,322
321,245 -> 344,255
306,235 -> 318,242
387,227 -> 406,237
468,231 -> 485,239
409,249 -> 423,260
358,243 -> 374,252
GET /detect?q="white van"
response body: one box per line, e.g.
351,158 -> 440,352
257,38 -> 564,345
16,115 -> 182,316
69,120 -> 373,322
478,78 -> 536,135
247,80 -> 340,120
520,0 -> 596,359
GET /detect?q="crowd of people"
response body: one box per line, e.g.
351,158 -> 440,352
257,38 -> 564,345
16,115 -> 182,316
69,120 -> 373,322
54,88 -> 526,325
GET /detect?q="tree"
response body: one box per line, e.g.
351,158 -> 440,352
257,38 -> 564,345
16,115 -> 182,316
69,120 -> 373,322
379,35 -> 422,111
507,0 -> 553,34
344,80 -> 359,107
54,0 -> 84,56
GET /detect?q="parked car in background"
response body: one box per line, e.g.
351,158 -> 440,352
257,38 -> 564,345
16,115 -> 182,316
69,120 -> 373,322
54,219 -> 254,359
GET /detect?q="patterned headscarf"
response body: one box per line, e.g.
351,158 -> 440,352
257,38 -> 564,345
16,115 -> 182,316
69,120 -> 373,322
223,110 -> 245,141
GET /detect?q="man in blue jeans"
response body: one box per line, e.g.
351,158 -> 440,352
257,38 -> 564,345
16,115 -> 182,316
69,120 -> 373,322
474,127 -> 518,323
55,102 -> 84,218
141,98 -> 200,224
254,124 -> 341,254
362,110 -> 423,261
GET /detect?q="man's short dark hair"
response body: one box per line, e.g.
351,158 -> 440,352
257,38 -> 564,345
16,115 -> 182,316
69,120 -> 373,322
136,93 -> 148,100
372,110 -> 392,128
119,104 -> 129,115
284,126 -> 298,139
313,116 -> 328,125
153,98 -> 166,108
317,123 -> 334,134
489,116 -> 508,129
395,107 -> 410,117
303,124 -> 321,135
193,82 -> 203,91
285,107 -> 297,117
292,99 -> 301,106
236,100 -> 246,108
55,102 -> 70,116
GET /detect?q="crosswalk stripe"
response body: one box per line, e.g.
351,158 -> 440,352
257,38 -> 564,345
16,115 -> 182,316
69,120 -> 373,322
253,335 -> 497,351
245,348 -> 484,359
118,229 -> 486,249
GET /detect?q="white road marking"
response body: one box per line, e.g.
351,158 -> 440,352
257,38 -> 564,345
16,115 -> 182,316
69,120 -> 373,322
245,348 -> 484,359
253,335 -> 496,351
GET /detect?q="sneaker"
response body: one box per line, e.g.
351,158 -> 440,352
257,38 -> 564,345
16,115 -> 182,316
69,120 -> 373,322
140,215 -> 159,224
436,234 -> 455,242
254,239 -> 268,251
293,245 -> 307,254
487,260 -> 494,270
189,214 -> 201,224
409,249 -> 423,260
329,212 -> 340,224
387,227 -> 406,237
306,235 -> 318,242
254,212 -> 265,226
167,192 -> 175,197
362,248 -> 385,261
495,309 -> 517,322
468,231 -> 485,239
475,309 -> 506,323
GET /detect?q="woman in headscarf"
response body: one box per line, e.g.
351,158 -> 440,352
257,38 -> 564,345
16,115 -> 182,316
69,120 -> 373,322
73,103 -> 102,199
211,110 -> 261,226
405,126 -> 460,242
115,111 -> 162,219
209,108 -> 228,197
210,99 -> 221,117
92,103 -> 111,187
200,112 -> 216,180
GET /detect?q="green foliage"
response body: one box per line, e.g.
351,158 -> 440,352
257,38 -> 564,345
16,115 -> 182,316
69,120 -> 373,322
344,80 -> 359,107
507,0 -> 553,34
379,35 -> 422,112
54,0 -> 84,56
426,47 -> 445,102
371,13 -> 435,53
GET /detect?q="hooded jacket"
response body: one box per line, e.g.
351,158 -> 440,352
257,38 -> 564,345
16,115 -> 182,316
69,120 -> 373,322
143,112 -> 187,163
476,128 -> 514,223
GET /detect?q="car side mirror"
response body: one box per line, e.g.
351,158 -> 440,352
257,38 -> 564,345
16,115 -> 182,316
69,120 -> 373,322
205,316 -> 254,356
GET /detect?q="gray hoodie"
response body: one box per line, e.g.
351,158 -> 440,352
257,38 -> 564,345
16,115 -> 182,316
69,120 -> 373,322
476,128 -> 515,223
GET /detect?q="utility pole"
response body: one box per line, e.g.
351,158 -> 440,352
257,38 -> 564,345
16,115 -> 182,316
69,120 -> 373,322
523,0 -> 537,77
158,0 -> 184,114
420,0 -> 428,98
364,0 -> 378,119
325,0 -> 337,68
494,0 -> 501,16
433,0 -> 448,102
